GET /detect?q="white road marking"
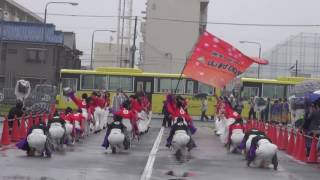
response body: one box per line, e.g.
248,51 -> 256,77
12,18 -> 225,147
284,154 -> 307,165
140,127 -> 165,180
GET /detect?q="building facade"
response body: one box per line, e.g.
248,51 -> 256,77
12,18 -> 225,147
0,21 -> 81,91
256,33 -> 320,79
141,0 -> 209,73
0,0 -> 42,23
93,42 -> 123,69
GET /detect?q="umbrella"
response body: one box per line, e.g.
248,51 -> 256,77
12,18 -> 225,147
305,90 -> 320,102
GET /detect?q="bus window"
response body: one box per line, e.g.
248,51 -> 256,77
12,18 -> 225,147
171,79 -> 185,94
81,75 -> 94,90
109,76 -> 133,92
121,77 -> 133,91
62,78 -> 77,91
262,84 -> 285,99
275,85 -> 285,99
159,78 -> 171,93
94,75 -> 107,90
262,84 -> 274,98
242,86 -> 259,100
186,80 -> 194,94
198,83 -> 213,95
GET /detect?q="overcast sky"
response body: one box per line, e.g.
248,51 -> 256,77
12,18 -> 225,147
14,0 -> 320,66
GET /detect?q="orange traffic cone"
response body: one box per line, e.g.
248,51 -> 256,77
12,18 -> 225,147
1,117 -> 11,145
307,135 -> 319,163
293,132 -> 301,159
277,127 -> 284,149
297,132 -> 307,162
273,125 -> 278,145
48,113 -> 53,120
282,128 -> 288,150
287,128 -> 295,155
246,120 -> 252,131
42,113 -> 47,125
19,114 -> 27,139
34,113 -> 40,125
267,124 -> 272,138
259,122 -> 263,131
11,115 -> 20,142
27,113 -> 33,131
261,122 -> 266,133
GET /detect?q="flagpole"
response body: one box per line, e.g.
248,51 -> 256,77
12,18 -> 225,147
173,33 -> 203,94
174,57 -> 189,94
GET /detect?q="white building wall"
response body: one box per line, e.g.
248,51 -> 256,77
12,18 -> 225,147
142,0 -> 209,73
93,42 -> 118,68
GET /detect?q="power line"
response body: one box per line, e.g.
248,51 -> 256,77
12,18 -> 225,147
36,12 -> 320,28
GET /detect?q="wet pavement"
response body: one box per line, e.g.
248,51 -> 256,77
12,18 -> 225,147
0,120 -> 162,180
152,121 -> 320,180
0,119 -> 320,180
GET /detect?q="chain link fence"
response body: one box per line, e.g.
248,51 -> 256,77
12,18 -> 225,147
0,85 -> 57,119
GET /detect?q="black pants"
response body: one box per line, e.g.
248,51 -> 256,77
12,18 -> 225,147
162,115 -> 172,127
200,111 -> 209,121
248,108 -> 256,120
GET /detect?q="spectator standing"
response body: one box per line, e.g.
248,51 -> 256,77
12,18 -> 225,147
112,89 -> 126,113
235,97 -> 244,115
248,97 -> 256,120
271,100 -> 281,123
281,98 -> 290,125
200,97 -> 209,121
264,98 -> 271,122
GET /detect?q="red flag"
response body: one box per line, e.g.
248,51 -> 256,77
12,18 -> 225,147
183,31 -> 268,88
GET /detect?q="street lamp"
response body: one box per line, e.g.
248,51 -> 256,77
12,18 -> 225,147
165,52 -> 173,91
0,8 -> 4,65
90,30 -> 116,69
239,41 -> 262,78
43,1 -> 78,42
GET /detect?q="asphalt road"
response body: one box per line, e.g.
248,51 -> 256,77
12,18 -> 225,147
0,119 -> 320,180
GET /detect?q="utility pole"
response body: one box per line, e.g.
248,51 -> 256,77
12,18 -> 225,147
131,16 -> 138,68
0,8 -> 4,67
120,0 -> 126,67
295,60 -> 298,77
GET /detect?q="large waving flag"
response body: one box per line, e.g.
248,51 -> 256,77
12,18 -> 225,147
183,31 -> 268,88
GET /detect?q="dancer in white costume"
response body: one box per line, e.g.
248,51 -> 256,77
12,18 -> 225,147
247,135 -> 278,170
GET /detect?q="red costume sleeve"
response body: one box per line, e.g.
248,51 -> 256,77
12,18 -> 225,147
132,100 -> 142,112
166,103 -> 176,116
70,95 -> 85,109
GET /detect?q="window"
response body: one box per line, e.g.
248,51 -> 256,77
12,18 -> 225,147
94,76 -> 107,90
198,83 -> 214,95
172,79 -> 185,94
26,48 -> 47,63
81,75 -> 107,90
186,80 -> 194,94
159,78 -> 171,93
156,78 -> 185,93
108,76 -> 133,91
62,78 -> 77,92
0,77 -> 5,89
242,87 -> 259,100
81,75 -> 94,89
145,82 -> 151,93
262,84 -> 285,99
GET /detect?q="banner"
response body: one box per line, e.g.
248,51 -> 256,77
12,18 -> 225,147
183,31 -> 268,88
